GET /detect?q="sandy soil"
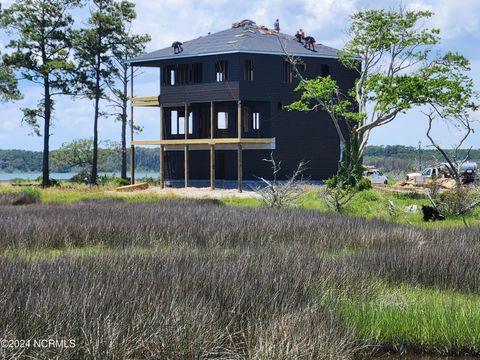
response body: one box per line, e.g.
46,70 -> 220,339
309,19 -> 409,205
110,186 -> 262,199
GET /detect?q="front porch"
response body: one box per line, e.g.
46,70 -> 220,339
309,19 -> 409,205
129,97 -> 275,192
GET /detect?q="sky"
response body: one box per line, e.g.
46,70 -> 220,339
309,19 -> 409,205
0,0 -> 479,151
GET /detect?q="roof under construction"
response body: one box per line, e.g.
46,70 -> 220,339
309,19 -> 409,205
128,19 -> 341,64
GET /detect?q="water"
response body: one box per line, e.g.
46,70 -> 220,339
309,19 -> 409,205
378,356 -> 476,360
0,172 -> 161,182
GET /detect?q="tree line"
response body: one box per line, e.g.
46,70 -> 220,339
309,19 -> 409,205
2,145 -> 479,175
0,0 -> 150,186
0,146 -> 159,174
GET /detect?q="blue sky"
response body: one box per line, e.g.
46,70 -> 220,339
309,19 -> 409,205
0,0 -> 479,150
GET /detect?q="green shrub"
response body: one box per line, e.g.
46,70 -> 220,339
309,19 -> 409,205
113,177 -> 131,187
356,189 -> 380,202
35,176 -> 60,187
69,170 -> 90,184
20,186 -> 41,199
0,191 -> 40,206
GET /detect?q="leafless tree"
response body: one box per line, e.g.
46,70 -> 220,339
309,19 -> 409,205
423,108 -> 480,226
254,153 -> 307,208
319,184 -> 358,213
424,108 -> 474,188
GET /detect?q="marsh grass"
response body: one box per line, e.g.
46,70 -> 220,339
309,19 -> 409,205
338,283 -> 480,355
1,199 -> 480,358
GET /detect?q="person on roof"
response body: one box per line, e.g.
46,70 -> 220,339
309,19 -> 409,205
172,41 -> 183,54
304,36 -> 316,51
295,29 -> 305,43
274,19 -> 280,32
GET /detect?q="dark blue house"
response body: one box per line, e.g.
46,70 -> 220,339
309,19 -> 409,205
126,20 -> 356,190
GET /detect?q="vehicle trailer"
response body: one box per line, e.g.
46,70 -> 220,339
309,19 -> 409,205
459,162 -> 478,183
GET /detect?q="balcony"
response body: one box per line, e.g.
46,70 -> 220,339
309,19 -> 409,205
159,81 -> 240,105
131,137 -> 275,151
130,96 -> 159,107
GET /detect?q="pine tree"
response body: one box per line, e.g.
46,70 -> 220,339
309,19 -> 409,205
73,0 -> 136,184
108,1 -> 150,180
0,0 -> 81,187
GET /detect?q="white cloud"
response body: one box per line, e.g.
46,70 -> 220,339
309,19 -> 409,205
1,0 -> 479,150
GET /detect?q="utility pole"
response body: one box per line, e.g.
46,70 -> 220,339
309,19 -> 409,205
418,141 -> 422,171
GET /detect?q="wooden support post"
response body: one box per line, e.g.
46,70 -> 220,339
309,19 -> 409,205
130,65 -> 135,184
160,146 -> 165,188
159,105 -> 164,188
184,103 -> 189,188
237,144 -> 242,192
130,145 -> 135,185
210,101 -> 214,139
237,100 -> 242,139
210,101 -> 215,190
210,144 -> 215,190
184,145 -> 189,188
237,100 -> 242,192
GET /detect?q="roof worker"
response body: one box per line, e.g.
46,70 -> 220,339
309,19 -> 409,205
304,36 -> 316,51
172,41 -> 183,54
274,19 -> 280,32
295,28 -> 305,43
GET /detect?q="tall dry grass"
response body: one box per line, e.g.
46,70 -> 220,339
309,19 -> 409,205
1,199 -> 479,358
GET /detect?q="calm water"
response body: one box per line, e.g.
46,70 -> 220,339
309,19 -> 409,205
0,172 -> 160,182
377,356 -> 477,360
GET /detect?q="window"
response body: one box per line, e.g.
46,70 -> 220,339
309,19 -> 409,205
177,64 -> 189,85
283,61 -> 292,83
163,65 -> 176,86
217,112 -> 228,129
242,106 -> 251,132
244,60 -> 254,81
171,110 -> 193,135
190,63 -> 202,83
215,61 -> 228,82
171,110 -> 178,134
253,112 -> 260,130
242,107 -> 260,132
188,112 -> 193,134
178,114 -> 185,134
321,64 -> 330,77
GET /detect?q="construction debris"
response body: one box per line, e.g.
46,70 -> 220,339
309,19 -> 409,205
394,177 -> 457,190
231,19 -> 281,36
116,183 -> 149,192
405,204 -> 418,213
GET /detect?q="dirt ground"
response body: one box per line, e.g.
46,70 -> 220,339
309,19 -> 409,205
113,186 -> 262,199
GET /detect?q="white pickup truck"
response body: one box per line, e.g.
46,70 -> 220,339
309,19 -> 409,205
406,166 -> 444,181
407,162 -> 478,183
365,169 -> 389,184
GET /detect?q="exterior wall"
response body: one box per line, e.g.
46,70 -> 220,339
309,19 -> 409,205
158,54 -> 241,104
147,52 -> 357,180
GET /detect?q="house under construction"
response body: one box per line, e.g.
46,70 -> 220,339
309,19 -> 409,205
126,20 -> 356,190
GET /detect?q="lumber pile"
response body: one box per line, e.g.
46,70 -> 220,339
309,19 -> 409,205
116,182 -> 149,192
